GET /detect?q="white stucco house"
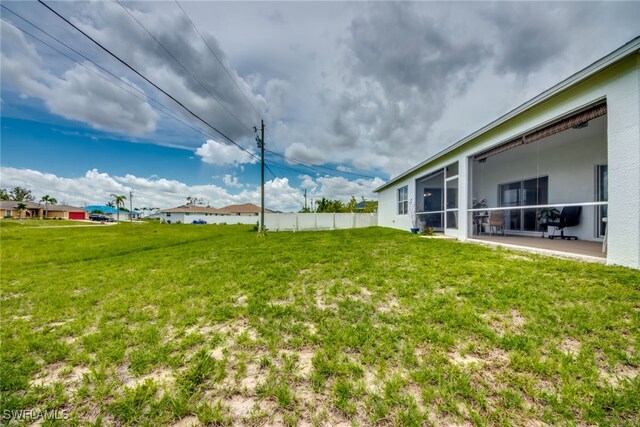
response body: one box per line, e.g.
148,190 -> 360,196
159,204 -> 265,225
375,37 -> 640,269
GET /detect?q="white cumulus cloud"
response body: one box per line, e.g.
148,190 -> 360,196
196,139 -> 258,166
222,174 -> 243,188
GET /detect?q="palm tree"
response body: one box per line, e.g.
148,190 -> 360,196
110,194 -> 127,222
15,202 -> 27,220
40,195 -> 57,219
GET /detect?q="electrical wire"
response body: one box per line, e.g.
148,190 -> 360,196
115,0 -> 255,134
263,128 -> 379,180
37,0 -> 260,163
266,149 -> 378,179
174,0 -> 263,121
0,5 -> 249,153
13,2 -> 378,194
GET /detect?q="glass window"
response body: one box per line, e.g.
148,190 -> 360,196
397,186 -> 408,215
446,211 -> 458,229
446,178 -> 458,210
446,161 -> 459,177
419,212 -> 442,228
420,172 -> 444,212
445,177 -> 459,229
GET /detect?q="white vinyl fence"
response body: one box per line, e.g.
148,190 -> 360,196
264,213 -> 377,232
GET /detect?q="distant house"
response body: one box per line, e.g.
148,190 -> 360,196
356,200 -> 378,212
85,205 -> 140,221
49,204 -> 87,220
217,203 -> 273,216
1,200 -> 87,220
158,203 -> 272,224
159,205 -> 225,224
1,200 -> 41,219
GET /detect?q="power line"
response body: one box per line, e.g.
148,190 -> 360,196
4,4 -> 278,192
174,0 -> 263,121
0,5 -> 234,149
265,155 -> 379,189
10,2 -> 378,193
37,0 -> 260,163
266,149 -> 379,180
262,128 -> 379,180
115,0 -> 254,134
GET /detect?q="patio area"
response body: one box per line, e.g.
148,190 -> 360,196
469,235 -> 605,262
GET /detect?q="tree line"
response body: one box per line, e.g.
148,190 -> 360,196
300,196 -> 377,213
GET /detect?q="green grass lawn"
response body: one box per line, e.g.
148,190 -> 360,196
0,219 -> 98,228
1,223 -> 638,426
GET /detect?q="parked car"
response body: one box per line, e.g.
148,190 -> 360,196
89,214 -> 114,222
192,219 -> 207,224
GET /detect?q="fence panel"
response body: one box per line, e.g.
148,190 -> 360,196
265,213 -> 377,231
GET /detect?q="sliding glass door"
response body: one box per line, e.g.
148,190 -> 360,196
499,176 -> 548,232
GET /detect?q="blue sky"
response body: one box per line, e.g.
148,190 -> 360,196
1,1 -> 638,211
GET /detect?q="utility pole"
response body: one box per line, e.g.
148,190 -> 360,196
304,189 -> 307,211
129,190 -> 133,223
255,120 -> 265,233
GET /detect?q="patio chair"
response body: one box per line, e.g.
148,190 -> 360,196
488,211 -> 504,236
541,206 -> 582,240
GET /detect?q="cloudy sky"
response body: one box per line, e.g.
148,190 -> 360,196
1,1 -> 638,212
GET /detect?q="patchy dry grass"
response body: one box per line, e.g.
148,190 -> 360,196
1,223 -> 639,426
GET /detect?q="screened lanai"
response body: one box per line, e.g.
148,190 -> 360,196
468,102 -> 608,246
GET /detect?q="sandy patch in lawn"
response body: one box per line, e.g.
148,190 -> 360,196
279,348 -> 315,377
231,319 -> 259,341
1,292 -> 23,301
599,363 -> 638,387
207,347 -> 226,359
377,296 -> 400,313
362,370 -> 378,393
128,368 -> 175,389
30,363 -> 90,392
62,336 -> 77,344
185,324 -> 218,336
315,290 -> 337,310
225,394 -> 257,418
559,338 -> 581,357
296,349 -> 315,377
172,415 -> 199,427
235,294 -> 248,307
449,352 -> 483,366
304,322 -> 317,335
483,309 -> 526,335
269,297 -> 294,307
240,361 -> 269,391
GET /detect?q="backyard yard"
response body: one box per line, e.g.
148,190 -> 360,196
1,222 -> 638,426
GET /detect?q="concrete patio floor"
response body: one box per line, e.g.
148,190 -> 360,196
468,234 -> 606,263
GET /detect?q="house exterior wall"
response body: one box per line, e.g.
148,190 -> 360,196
45,210 -> 75,219
606,55 -> 640,269
159,212 -> 258,225
378,181 -> 413,230
4,208 -> 42,218
377,54 -> 640,268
